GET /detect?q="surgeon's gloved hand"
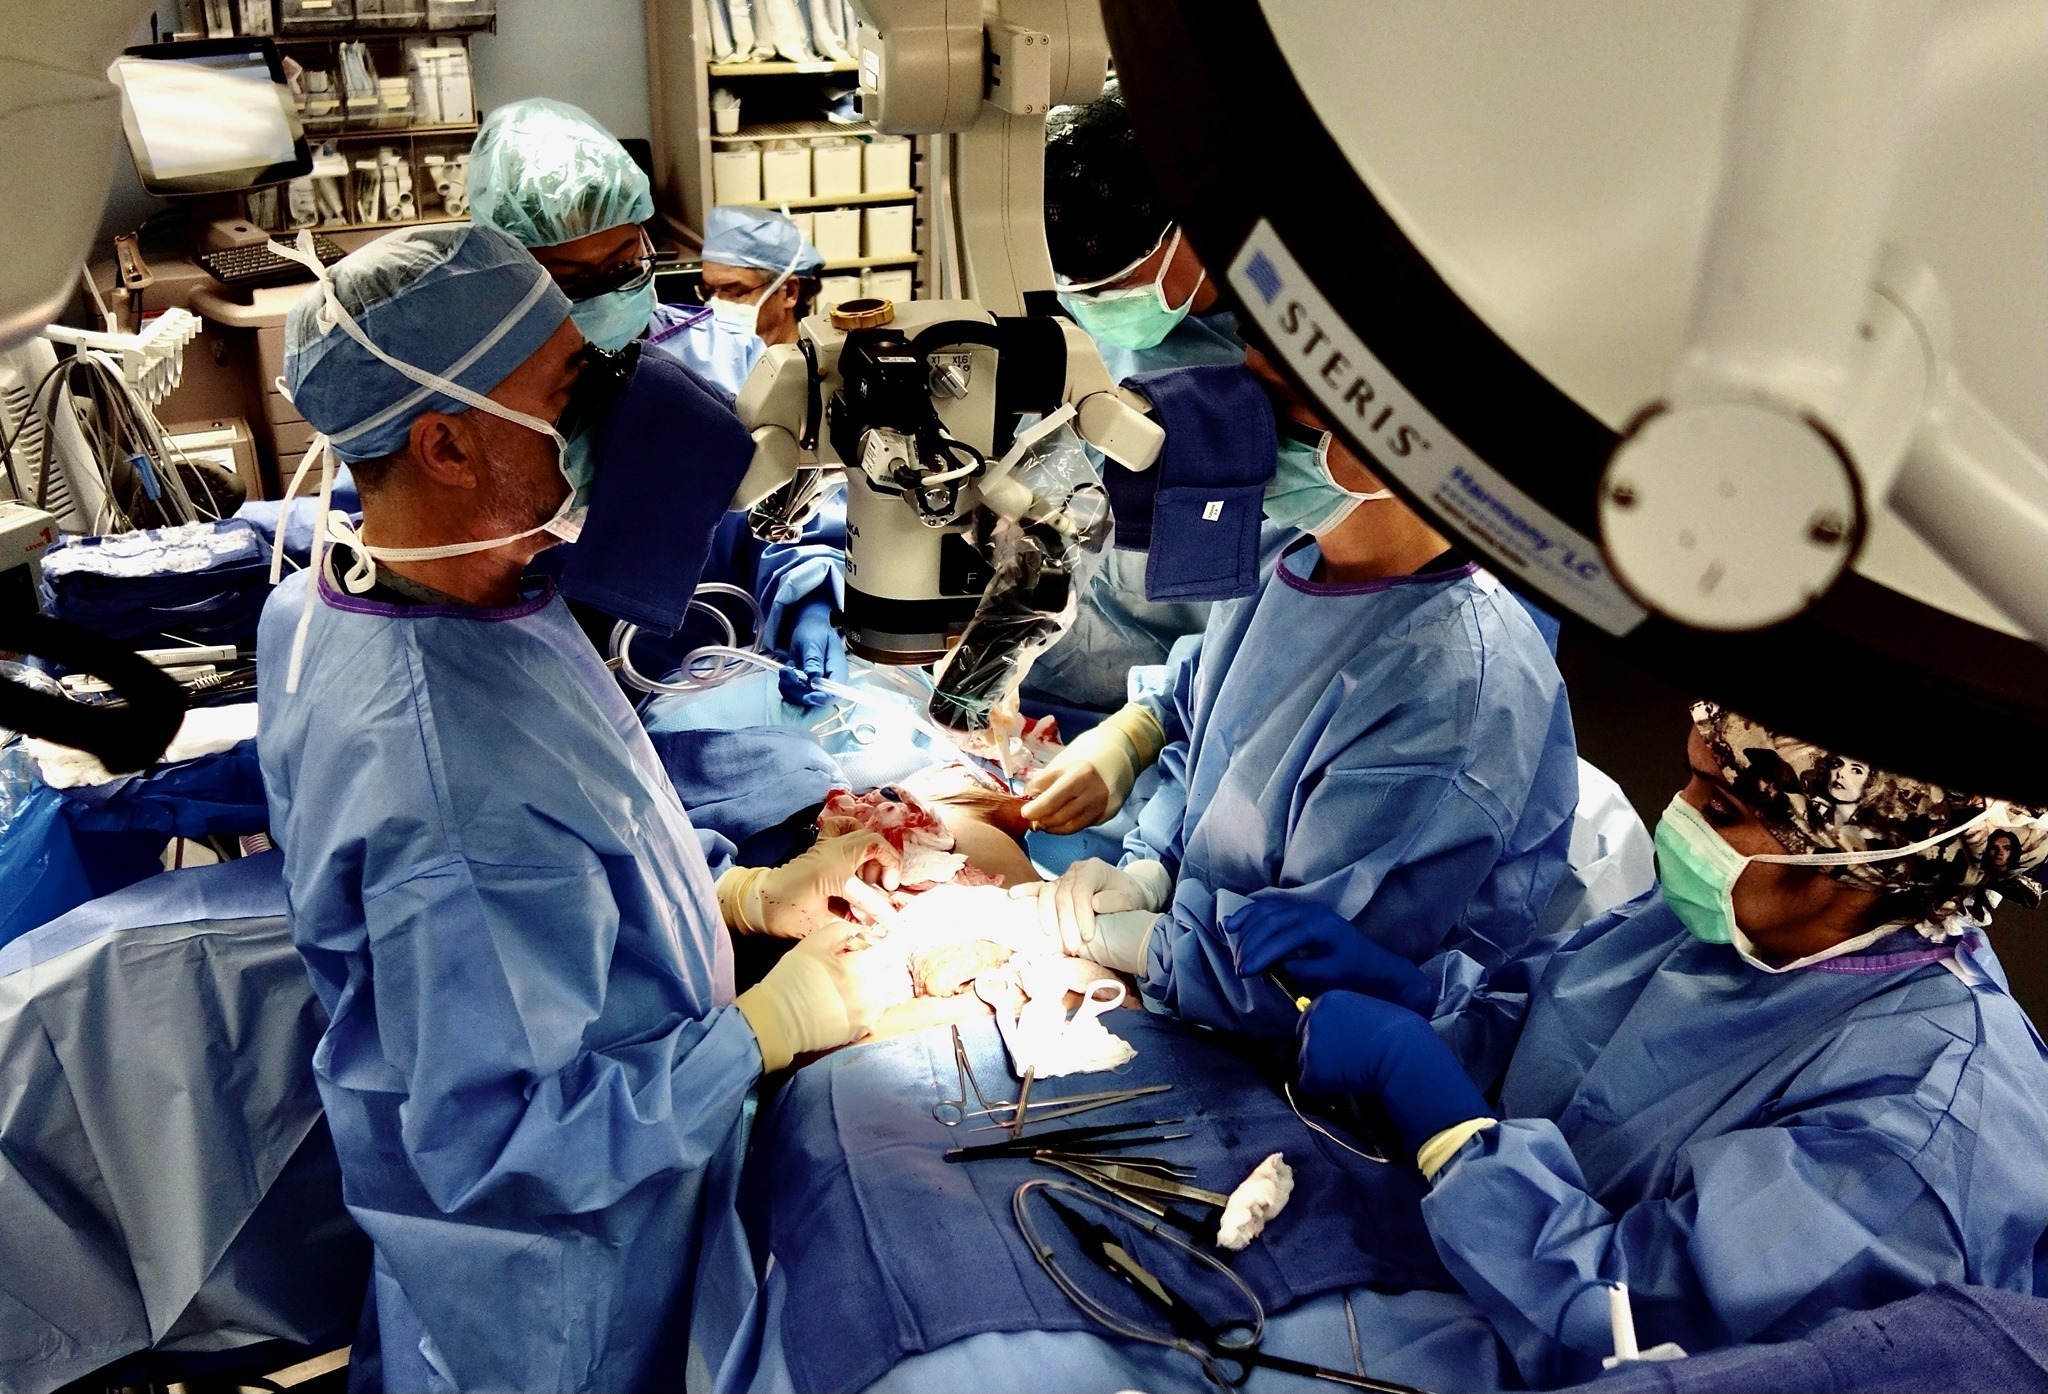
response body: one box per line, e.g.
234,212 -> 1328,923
778,594 -> 846,709
717,831 -> 902,939
1011,857 -> 1171,965
1021,703 -> 1167,834
1227,900 -> 1435,1014
1297,991 -> 1492,1159
736,917 -> 914,1071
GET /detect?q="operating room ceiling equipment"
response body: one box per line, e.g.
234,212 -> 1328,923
0,0 -> 190,769
1099,0 -> 2048,802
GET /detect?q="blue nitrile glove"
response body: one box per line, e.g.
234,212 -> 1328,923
1227,900 -> 1435,1013
1297,991 -> 1492,1155
779,594 -> 846,709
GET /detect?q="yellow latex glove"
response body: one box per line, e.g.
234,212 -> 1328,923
716,831 -> 901,939
1021,703 -> 1167,834
735,918 -> 914,1071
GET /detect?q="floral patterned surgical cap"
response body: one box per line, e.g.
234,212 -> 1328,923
1691,701 -> 2048,939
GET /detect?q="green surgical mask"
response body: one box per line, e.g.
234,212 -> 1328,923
569,280 -> 656,353
1653,794 -> 1991,972
1264,428 -> 1392,535
1654,795 -> 1749,945
1058,227 -> 1205,352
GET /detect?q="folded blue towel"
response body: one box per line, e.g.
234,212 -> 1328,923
646,726 -> 839,861
556,348 -> 757,636
1120,364 -> 1276,602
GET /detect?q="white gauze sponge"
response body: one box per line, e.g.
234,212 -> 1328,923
1216,1153 -> 1295,1251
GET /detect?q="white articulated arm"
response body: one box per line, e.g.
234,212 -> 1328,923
1595,0 -> 2048,646
1057,318 -> 1164,473
729,342 -> 811,509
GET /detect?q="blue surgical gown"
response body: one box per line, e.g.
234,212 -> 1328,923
1135,542 -> 1579,1039
256,572 -> 762,1393
647,301 -> 763,397
1426,891 -> 2048,1387
730,892 -> 2047,1394
1022,309 -> 1253,714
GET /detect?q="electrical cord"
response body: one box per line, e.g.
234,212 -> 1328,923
17,349 -> 225,532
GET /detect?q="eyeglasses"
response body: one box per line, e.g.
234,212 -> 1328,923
556,230 -> 657,304
686,276 -> 772,306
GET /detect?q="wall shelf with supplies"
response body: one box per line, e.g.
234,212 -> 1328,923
647,0 -> 931,306
707,59 -> 858,76
233,25 -> 489,236
710,120 -> 875,144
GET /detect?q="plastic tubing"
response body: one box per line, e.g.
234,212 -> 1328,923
609,582 -> 764,696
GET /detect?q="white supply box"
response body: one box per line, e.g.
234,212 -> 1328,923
812,208 -> 862,262
864,205 -> 914,258
812,141 -> 863,199
761,144 -> 811,201
863,268 -> 914,304
863,135 -> 912,193
787,211 -> 814,244
712,147 -> 762,205
816,274 -> 864,312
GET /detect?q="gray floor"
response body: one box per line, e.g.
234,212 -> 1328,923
1556,633 -> 2048,1026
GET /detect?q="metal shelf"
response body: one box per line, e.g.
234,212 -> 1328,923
289,213 -> 466,235
323,121 -> 479,138
712,119 -> 874,143
767,188 -> 916,210
707,59 -> 859,76
821,253 -> 921,272
273,25 -> 495,41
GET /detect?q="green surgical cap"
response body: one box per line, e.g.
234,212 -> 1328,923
468,98 -> 655,249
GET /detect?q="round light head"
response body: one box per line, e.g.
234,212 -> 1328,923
1599,402 -> 1863,630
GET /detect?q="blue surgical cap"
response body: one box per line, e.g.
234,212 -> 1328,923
283,224 -> 572,463
702,205 -> 826,276
468,98 -> 655,249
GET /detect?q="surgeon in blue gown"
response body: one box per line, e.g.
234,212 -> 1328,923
1016,368 -> 1579,1042
257,224 -> 913,1393
469,98 -> 761,392
734,709 -> 2047,1394
1251,703 -> 2048,1388
693,206 -> 854,708
469,105 -> 850,701
1020,80 -> 1254,722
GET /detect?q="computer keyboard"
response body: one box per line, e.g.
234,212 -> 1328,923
198,235 -> 349,290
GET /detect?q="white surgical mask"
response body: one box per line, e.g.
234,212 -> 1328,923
266,231 -> 583,693
706,240 -> 803,339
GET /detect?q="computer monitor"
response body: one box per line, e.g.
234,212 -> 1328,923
109,38 -> 310,197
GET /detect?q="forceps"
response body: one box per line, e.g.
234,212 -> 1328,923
932,1024 -> 1013,1126
810,706 -> 879,744
964,1082 -> 1175,1133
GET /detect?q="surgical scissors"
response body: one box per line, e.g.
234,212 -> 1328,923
942,1082 -> 1171,1127
810,706 -> 879,744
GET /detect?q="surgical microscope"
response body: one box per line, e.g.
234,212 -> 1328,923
726,6 -> 1163,729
